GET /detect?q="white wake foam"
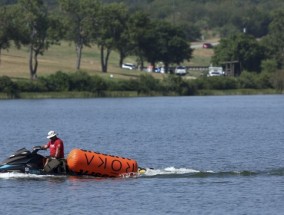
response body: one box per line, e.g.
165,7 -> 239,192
143,166 -> 201,176
0,172 -> 61,179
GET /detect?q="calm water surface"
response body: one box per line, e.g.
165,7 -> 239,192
0,95 -> 284,215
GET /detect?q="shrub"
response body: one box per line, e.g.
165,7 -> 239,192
137,74 -> 160,94
89,75 -> 108,93
271,70 -> 284,92
44,71 -> 71,91
206,77 -> 231,90
182,80 -> 198,95
69,71 -> 93,91
257,72 -> 274,89
121,79 -> 139,91
0,76 -> 19,98
193,77 -> 210,90
161,75 -> 197,95
261,59 -> 278,73
17,79 -> 48,92
195,76 -> 238,90
106,79 -> 121,91
238,71 -> 259,88
162,75 -> 183,92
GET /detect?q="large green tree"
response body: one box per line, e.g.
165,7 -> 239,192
261,10 -> 284,69
17,0 -> 62,79
19,0 -> 49,79
212,33 -> 267,73
97,3 -> 127,73
139,20 -> 192,72
127,11 -> 151,70
59,0 -> 101,70
0,7 -> 10,63
109,4 -> 131,68
155,22 -> 192,72
0,5 -> 25,63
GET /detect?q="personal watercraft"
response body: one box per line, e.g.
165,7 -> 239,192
0,146 -> 67,175
0,146 -> 147,176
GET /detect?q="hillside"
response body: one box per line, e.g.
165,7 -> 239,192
2,0 -> 281,80
0,41 -> 213,80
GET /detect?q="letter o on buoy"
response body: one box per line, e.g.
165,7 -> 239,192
112,160 -> 122,171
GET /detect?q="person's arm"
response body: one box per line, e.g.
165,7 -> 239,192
41,143 -> 48,150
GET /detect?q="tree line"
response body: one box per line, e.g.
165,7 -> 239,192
212,9 -> 284,73
0,0 -> 192,79
4,0 -> 282,39
115,0 -> 284,39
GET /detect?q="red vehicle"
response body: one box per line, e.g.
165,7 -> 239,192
202,43 -> 213,48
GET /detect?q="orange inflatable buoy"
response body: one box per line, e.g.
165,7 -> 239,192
66,148 -> 138,177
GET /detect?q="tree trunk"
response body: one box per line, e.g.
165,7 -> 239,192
119,55 -> 123,68
140,60 -> 144,71
100,45 -> 111,73
151,61 -> 155,72
33,51 -> 39,79
100,45 -> 105,72
29,45 -> 36,80
119,51 -> 125,68
105,48 -> 111,73
164,62 -> 169,73
29,46 -> 38,80
138,55 -> 144,71
29,26 -> 38,80
75,42 -> 83,70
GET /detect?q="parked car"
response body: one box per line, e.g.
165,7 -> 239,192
207,66 -> 224,77
202,43 -> 213,49
154,67 -> 161,73
175,66 -> 187,75
122,63 -> 136,70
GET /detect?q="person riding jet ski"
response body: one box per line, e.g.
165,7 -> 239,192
41,131 -> 66,173
41,131 -> 64,159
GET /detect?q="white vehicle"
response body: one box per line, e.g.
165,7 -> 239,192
207,66 -> 224,77
122,63 -> 136,70
175,66 -> 187,75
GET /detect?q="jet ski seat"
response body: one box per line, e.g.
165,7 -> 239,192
44,158 -> 67,174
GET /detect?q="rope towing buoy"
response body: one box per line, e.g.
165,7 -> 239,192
66,148 -> 138,177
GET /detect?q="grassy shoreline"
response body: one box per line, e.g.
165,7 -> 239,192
197,89 -> 282,96
0,89 -> 282,100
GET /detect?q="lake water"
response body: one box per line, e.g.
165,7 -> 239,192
0,95 -> 283,215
